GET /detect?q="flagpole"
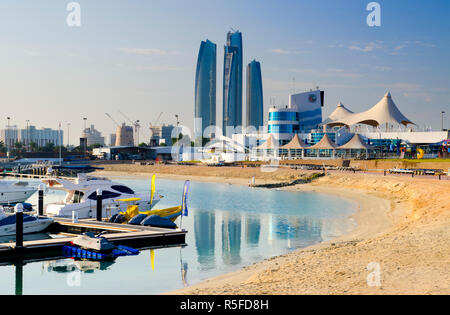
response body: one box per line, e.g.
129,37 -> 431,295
180,180 -> 190,229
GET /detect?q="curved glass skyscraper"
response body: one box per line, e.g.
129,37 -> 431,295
223,30 -> 243,134
246,60 -> 263,129
195,39 -> 217,133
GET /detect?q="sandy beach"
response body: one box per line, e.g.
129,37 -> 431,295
95,164 -> 450,294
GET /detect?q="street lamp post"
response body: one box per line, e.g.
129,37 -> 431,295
58,122 -> 62,166
6,117 -> 10,157
82,118 -> 87,153
26,120 -> 30,151
442,111 -> 446,131
67,123 -> 71,148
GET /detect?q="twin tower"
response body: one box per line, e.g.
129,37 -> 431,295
195,30 -> 263,136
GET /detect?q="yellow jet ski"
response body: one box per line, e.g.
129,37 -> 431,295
110,180 -> 190,226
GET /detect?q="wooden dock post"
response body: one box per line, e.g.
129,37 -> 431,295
15,204 -> 24,250
38,184 -> 45,216
96,189 -> 102,221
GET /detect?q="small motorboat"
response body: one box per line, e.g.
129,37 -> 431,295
0,181 -> 37,205
110,180 -> 190,229
114,203 -> 183,224
141,215 -> 177,229
0,207 -> 54,236
64,232 -> 139,261
72,232 -> 116,251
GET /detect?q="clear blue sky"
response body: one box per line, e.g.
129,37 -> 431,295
0,0 -> 449,144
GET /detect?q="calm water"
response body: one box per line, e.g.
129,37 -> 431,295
0,176 -> 356,294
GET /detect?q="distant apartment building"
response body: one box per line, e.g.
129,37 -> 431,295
115,123 -> 134,146
1,125 -> 18,149
2,125 -> 63,148
81,124 -> 105,146
150,124 -> 175,146
109,133 -> 117,147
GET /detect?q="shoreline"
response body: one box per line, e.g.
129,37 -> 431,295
167,181 -> 394,295
94,167 -> 450,294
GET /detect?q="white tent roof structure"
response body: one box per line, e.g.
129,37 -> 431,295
324,92 -> 415,127
280,134 -> 309,149
203,135 -> 248,153
308,134 -> 337,150
337,134 -> 373,150
255,134 -> 279,150
322,102 -> 354,126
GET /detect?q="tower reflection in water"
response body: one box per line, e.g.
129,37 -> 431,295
193,209 -> 323,269
245,215 -> 261,248
194,210 -> 216,270
221,212 -> 242,266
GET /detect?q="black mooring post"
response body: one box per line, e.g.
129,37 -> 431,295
15,204 -> 23,250
96,189 -> 102,221
38,184 -> 44,216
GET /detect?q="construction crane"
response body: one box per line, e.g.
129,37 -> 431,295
150,112 -> 163,128
105,113 -> 120,127
148,112 -> 164,147
118,110 -> 141,146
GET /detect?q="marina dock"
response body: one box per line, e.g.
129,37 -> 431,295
0,218 -> 187,263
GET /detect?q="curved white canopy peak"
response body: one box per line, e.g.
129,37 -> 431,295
324,92 -> 415,127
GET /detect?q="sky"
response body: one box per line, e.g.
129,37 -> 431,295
0,0 -> 449,145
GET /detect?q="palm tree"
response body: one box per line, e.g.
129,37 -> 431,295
29,142 -> 38,153
0,141 -> 6,154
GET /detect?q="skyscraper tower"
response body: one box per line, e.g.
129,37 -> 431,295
195,39 -> 217,134
246,60 -> 263,129
223,30 -> 243,134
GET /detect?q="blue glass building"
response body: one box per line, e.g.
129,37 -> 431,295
223,30 -> 243,133
195,40 -> 217,133
267,90 -> 324,144
246,60 -> 263,129
289,90 -> 324,132
267,107 -> 300,145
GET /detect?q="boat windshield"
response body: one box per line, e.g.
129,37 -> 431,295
72,191 -> 84,203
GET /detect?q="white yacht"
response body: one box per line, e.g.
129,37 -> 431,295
42,174 -> 161,219
0,181 -> 37,205
0,208 -> 54,236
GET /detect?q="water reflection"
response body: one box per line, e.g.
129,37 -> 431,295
273,217 -> 322,249
245,216 -> 260,247
15,262 -> 23,296
194,210 -> 215,270
180,248 -> 189,287
193,209 -> 324,270
44,259 -> 115,273
221,212 -> 242,266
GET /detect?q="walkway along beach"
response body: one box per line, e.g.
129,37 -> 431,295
95,164 -> 450,294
